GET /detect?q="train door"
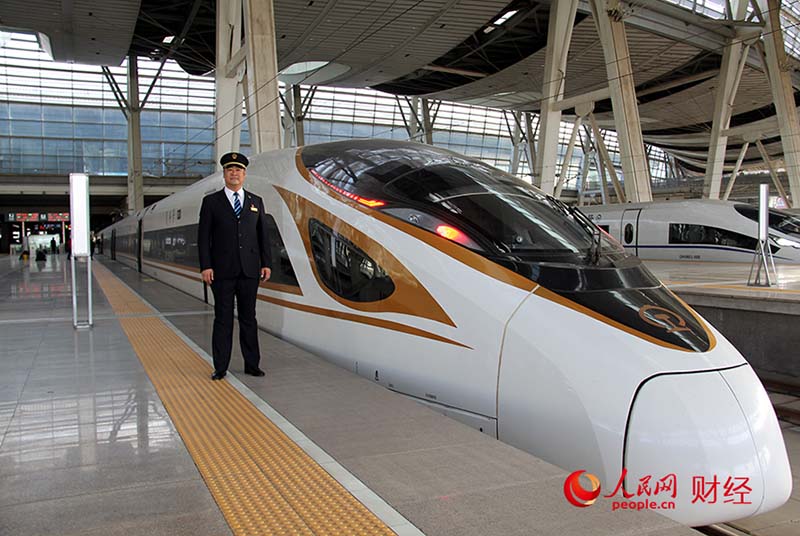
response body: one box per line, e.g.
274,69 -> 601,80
111,230 -> 116,260
620,209 -> 641,256
137,220 -> 143,272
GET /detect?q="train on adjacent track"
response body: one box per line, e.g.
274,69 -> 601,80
101,140 -> 791,526
581,199 -> 800,263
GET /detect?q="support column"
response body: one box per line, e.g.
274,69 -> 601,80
722,141 -> 750,200
705,0 -> 752,199
589,113 -> 626,202
242,0 -> 281,153
756,139 -> 791,207
535,0 -> 579,193
126,55 -> 143,213
589,0 -> 652,202
215,0 -> 244,166
594,141 -> 609,204
293,84 -> 305,146
554,118 -> 581,198
577,132 -> 594,206
509,111 -> 523,175
761,0 -> 800,207
398,97 -> 436,144
421,99 -> 434,145
524,113 -> 538,181
282,85 -> 294,148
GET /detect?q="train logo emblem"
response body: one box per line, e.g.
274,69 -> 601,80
563,470 -> 601,507
638,305 -> 691,334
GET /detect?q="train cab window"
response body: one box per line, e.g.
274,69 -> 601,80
597,224 -> 610,234
734,204 -> 800,238
308,219 -> 395,302
263,214 -> 299,287
669,223 -> 758,250
624,224 -> 634,244
302,140 -> 621,266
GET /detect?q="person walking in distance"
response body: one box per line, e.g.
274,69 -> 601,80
198,152 -> 272,380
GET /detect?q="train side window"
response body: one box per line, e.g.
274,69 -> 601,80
598,225 -> 610,233
668,223 -> 759,250
143,224 -> 199,268
308,219 -> 395,302
624,224 -> 634,244
263,214 -> 299,287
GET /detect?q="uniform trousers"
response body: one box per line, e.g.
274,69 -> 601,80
210,274 -> 261,373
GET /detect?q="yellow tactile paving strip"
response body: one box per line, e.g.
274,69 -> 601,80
92,262 -> 397,536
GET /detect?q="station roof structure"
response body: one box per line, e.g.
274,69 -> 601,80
2,0 -> 800,173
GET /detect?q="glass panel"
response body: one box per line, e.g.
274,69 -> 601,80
308,219 -> 394,302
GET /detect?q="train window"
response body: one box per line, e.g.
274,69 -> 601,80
624,224 -> 634,244
669,223 -> 758,250
308,219 -> 395,302
142,224 -> 199,268
734,204 -> 800,238
263,214 -> 299,287
116,230 -> 139,260
598,225 -> 610,233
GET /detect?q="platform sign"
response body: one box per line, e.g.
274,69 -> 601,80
47,213 -> 70,222
15,213 -> 39,222
69,173 -> 90,257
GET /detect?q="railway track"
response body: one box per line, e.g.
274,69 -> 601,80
763,376 -> 800,426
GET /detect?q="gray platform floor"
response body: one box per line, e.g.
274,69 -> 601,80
647,260 -> 800,313
0,252 -> 787,534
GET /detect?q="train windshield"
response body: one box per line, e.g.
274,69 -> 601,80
734,204 -> 800,238
302,140 -> 625,266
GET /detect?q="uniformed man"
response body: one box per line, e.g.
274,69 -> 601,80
198,152 -> 272,380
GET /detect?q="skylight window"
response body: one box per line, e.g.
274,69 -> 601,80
494,10 -> 518,25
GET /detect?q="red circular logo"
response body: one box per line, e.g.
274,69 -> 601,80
564,470 -> 602,507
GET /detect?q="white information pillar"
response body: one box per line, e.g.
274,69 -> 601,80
589,0 -> 652,202
69,173 -> 93,329
535,0 -> 579,193
748,183 -> 777,286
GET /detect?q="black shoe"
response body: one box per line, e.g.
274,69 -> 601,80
211,371 -> 226,380
244,367 -> 265,377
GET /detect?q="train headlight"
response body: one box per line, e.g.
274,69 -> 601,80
383,207 -> 483,250
775,237 -> 800,248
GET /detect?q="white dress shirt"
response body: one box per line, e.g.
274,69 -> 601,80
224,186 -> 246,211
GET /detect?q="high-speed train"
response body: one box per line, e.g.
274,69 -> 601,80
101,140 -> 791,526
581,199 -> 800,263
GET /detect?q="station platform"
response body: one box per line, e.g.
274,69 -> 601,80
0,253 -> 795,535
647,261 -> 800,314
646,261 -> 800,379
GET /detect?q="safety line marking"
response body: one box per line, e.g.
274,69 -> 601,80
92,262 -> 402,535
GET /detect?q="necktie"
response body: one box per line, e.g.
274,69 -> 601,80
233,192 -> 241,218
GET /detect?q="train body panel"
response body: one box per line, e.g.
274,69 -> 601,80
499,289 -> 746,488
583,200 -> 800,262
101,141 -> 791,526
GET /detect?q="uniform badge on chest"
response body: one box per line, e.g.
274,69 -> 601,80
249,204 -> 257,212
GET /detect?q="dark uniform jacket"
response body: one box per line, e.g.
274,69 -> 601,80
198,189 -> 272,279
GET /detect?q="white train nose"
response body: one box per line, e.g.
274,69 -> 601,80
624,365 -> 792,526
